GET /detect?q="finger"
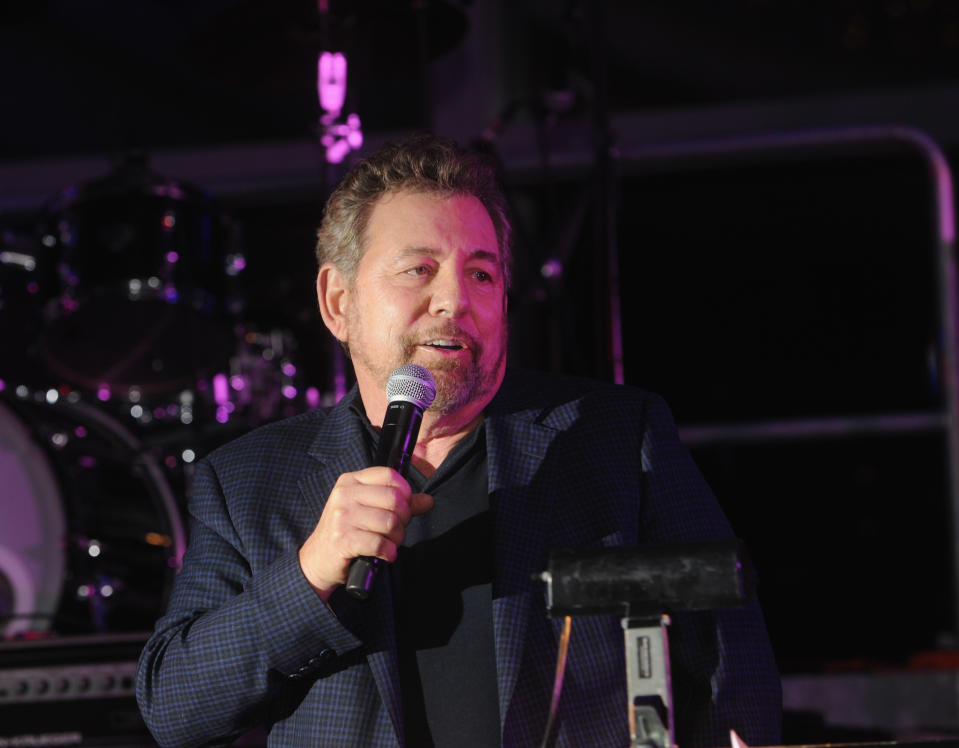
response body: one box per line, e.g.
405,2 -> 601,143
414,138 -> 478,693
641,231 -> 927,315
341,503 -> 409,544
345,530 -> 400,564
347,466 -> 411,493
410,492 -> 434,516
330,472 -> 412,513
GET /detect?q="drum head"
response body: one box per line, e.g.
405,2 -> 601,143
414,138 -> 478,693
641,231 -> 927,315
0,392 -> 185,636
0,399 -> 66,636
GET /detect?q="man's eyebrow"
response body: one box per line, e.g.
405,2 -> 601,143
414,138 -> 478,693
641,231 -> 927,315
468,249 -> 501,265
396,246 -> 501,264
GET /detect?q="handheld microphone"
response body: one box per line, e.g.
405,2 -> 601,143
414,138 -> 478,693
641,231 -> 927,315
345,363 -> 436,600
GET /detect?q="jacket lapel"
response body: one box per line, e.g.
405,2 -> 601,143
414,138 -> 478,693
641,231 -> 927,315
486,409 -> 560,733
297,391 -> 406,744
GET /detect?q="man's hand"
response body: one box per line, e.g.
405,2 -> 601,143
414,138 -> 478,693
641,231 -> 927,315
298,466 -> 434,602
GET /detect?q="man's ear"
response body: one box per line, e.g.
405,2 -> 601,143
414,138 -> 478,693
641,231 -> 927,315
316,263 -> 350,343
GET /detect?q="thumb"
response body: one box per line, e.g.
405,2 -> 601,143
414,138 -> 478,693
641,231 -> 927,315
410,492 -> 435,516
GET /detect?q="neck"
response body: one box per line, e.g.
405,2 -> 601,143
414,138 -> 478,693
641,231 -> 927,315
410,411 -> 485,478
360,389 -> 485,479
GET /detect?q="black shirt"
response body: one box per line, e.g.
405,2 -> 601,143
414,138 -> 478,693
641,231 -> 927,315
353,401 -> 500,747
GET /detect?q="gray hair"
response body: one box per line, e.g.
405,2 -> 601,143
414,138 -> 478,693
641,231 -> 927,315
315,133 -> 512,289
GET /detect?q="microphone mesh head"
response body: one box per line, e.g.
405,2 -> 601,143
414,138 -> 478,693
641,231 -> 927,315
386,364 -> 436,410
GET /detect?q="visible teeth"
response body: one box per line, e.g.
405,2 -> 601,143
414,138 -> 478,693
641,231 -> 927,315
427,340 -> 462,349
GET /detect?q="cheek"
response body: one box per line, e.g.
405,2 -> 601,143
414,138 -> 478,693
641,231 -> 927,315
366,293 -> 416,340
475,295 -> 507,330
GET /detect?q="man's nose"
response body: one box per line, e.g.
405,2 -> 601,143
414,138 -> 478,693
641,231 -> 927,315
428,270 -> 469,317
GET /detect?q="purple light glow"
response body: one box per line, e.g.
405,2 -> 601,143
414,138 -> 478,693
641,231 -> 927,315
74,426 -> 87,438
96,386 -> 110,401
282,362 -> 296,377
346,114 -> 363,149
282,385 -> 297,400
213,373 -> 229,405
541,259 -> 563,279
325,139 -> 349,164
216,406 -> 229,424
306,387 -> 320,409
318,52 -> 347,115
166,251 -> 179,263
230,375 -> 246,391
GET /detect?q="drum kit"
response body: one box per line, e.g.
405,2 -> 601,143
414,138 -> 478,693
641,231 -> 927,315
0,156 -> 325,640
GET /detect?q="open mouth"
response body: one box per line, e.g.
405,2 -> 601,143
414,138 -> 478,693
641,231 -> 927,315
424,340 -> 465,351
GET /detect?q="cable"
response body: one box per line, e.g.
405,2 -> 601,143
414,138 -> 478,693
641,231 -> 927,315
539,615 -> 572,748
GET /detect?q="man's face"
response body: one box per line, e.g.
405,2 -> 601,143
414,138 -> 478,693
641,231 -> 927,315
338,190 -> 508,416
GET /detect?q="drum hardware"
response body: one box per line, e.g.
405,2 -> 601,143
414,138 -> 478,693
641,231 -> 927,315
29,322 -> 324,437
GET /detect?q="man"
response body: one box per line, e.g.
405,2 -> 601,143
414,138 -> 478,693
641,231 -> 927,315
136,134 -> 782,746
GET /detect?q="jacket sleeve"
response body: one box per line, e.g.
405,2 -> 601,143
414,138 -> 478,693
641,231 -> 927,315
638,393 -> 783,747
135,457 -> 364,747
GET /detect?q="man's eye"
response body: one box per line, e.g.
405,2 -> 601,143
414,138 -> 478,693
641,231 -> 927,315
407,265 -> 431,276
472,270 -> 494,283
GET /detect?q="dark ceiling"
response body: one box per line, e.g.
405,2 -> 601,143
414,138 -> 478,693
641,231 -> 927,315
4,0 -> 959,163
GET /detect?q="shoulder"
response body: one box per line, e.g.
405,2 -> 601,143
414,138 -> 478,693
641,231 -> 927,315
206,408 -> 329,465
491,368 -> 669,429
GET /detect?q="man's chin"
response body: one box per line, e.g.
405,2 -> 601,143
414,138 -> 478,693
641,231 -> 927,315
429,370 -> 472,414
429,366 -> 503,416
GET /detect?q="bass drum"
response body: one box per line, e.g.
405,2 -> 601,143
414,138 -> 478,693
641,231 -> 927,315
0,390 -> 185,637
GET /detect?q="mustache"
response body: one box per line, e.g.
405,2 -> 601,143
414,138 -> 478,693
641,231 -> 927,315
403,324 -> 481,352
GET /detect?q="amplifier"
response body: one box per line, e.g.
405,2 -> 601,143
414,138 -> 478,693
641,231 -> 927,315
0,632 -> 155,746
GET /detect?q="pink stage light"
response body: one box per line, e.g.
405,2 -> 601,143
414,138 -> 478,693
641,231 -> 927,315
318,52 -> 347,116
213,373 -> 229,405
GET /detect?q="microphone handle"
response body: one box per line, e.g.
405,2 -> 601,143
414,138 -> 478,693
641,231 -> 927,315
345,402 -> 424,600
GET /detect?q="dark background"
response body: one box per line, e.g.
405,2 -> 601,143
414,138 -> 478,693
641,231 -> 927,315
3,0 -> 959,740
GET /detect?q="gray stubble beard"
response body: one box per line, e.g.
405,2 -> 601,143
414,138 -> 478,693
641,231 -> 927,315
398,322 -> 507,416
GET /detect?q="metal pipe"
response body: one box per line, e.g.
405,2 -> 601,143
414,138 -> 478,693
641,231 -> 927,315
620,125 -> 959,641
679,410 -> 949,446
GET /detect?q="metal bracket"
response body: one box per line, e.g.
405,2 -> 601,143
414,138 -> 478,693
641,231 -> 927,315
623,615 -> 674,748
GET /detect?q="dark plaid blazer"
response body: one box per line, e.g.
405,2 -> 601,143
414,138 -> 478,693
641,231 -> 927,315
136,369 -> 782,747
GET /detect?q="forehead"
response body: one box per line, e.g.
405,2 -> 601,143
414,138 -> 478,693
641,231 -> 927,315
363,190 -> 499,260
